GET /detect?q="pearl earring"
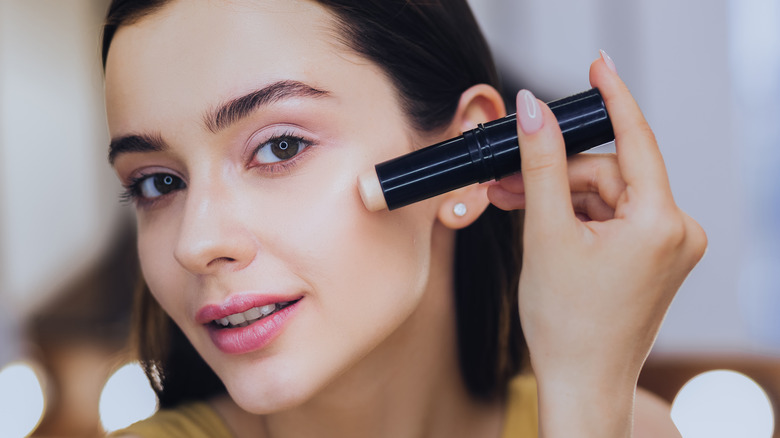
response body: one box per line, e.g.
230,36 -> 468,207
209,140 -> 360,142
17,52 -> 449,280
453,202 -> 467,217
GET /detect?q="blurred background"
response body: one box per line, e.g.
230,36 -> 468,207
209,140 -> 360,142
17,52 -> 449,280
0,0 -> 778,436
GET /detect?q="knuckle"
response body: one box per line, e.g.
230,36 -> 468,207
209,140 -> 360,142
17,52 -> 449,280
656,219 -> 686,250
686,218 -> 708,262
662,217 -> 687,248
636,205 -> 686,250
636,208 -> 708,267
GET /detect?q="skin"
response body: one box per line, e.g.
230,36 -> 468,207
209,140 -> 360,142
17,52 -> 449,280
105,1 -> 706,437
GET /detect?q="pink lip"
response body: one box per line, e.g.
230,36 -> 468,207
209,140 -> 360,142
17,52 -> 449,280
196,293 -> 303,355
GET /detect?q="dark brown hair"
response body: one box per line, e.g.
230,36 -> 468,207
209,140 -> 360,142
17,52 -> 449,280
103,0 -> 525,407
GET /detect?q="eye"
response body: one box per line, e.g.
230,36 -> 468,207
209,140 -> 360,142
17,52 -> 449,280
140,173 -> 184,198
123,173 -> 185,203
254,134 -> 313,165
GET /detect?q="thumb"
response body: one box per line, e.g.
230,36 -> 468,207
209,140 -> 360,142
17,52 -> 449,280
516,89 -> 575,230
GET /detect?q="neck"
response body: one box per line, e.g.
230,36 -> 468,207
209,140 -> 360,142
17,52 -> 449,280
213,224 -> 504,438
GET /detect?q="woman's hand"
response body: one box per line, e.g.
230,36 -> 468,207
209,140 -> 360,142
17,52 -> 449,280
487,54 -> 706,437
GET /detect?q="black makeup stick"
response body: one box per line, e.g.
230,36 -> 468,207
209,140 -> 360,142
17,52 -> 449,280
358,88 -> 614,211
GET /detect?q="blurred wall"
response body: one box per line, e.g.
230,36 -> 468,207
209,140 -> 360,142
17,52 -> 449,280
0,0 -> 119,364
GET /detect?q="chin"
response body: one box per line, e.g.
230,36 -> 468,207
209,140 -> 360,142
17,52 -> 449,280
218,359 -> 327,414
228,384 -> 311,415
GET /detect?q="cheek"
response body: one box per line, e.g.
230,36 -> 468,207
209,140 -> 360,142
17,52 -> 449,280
310,184 -> 431,309
217,145 -> 438,411
136,213 -> 190,323
245,138 -> 438,366
266,151 -> 435,325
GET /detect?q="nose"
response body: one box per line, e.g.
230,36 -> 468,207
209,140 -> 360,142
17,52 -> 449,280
173,182 -> 258,275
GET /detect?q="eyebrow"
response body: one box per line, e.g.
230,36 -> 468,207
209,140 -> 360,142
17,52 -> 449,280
203,80 -> 330,133
107,80 -> 330,165
108,133 -> 166,165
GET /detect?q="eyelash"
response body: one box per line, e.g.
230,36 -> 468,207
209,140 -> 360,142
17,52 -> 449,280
120,132 -> 317,207
249,131 -> 316,173
120,172 -> 176,207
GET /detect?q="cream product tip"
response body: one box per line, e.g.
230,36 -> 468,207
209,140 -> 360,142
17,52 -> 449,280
358,169 -> 387,212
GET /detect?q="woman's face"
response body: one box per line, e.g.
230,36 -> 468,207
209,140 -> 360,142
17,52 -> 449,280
106,0 -> 455,412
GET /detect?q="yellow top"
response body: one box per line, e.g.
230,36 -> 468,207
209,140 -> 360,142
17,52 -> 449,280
501,374 -> 539,438
110,401 -> 234,437
111,374 -> 538,438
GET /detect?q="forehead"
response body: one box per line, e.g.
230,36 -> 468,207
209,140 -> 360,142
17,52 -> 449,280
104,0 -> 358,135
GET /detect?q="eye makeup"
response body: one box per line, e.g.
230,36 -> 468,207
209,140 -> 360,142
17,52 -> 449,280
251,132 -> 315,168
358,88 -> 614,211
245,124 -> 320,176
118,125 -> 321,206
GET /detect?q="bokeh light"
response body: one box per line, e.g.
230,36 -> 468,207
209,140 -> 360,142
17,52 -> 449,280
671,369 -> 774,438
0,361 -> 46,438
99,362 -> 158,432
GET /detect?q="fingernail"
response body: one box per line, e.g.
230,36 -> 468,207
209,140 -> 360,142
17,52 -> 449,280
517,89 -> 543,135
600,49 -> 617,74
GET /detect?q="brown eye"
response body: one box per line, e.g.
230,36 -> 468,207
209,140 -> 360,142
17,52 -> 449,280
139,174 -> 185,198
272,138 -> 298,160
255,135 -> 311,164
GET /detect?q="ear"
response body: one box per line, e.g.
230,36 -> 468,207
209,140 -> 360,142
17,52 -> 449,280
437,84 -> 506,230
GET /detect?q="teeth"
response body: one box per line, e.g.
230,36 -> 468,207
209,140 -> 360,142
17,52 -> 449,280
227,313 -> 247,325
244,307 -> 262,320
215,302 -> 291,328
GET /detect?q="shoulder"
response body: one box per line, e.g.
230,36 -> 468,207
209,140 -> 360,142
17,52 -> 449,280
633,388 -> 682,438
107,401 -> 234,438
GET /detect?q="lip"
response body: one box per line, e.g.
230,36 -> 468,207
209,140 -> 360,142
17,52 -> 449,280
197,293 -> 304,355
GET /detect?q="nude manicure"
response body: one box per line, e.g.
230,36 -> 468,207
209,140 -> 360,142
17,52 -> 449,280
517,89 -> 543,134
600,49 -> 617,74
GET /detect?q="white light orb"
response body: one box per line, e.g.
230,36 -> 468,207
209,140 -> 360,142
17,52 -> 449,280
0,361 -> 46,438
671,369 -> 774,438
99,362 -> 158,432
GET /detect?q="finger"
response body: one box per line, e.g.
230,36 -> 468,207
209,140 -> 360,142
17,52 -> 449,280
493,154 -> 625,215
490,184 -> 618,221
516,89 -> 575,229
589,52 -> 673,201
571,191 -> 615,222
495,172 -> 525,193
497,154 -> 625,209
487,183 -> 525,211
566,153 -> 626,209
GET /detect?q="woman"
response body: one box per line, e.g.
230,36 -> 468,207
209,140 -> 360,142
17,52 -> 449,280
103,0 -> 706,436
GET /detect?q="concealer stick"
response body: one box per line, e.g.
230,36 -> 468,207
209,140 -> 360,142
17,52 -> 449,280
358,88 -> 615,212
